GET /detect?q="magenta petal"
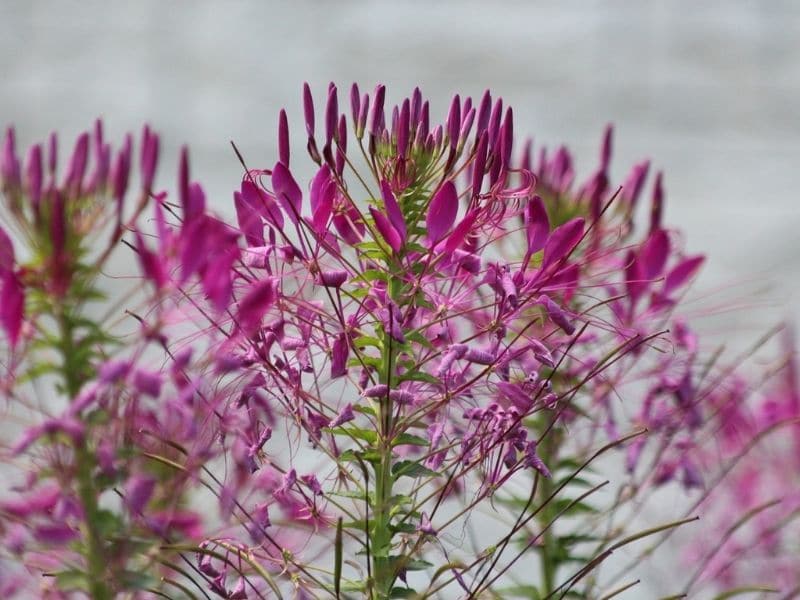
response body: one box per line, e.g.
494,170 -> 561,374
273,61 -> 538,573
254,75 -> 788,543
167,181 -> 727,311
380,179 -> 406,241
446,94 -> 461,149
140,125 -> 159,192
0,270 -> 24,347
278,109 -> 290,167
496,381 -> 533,412
525,195 -> 550,254
136,231 -> 167,289
310,165 -> 331,214
34,524 -> 77,546
332,205 -> 364,246
179,218 -> 207,281
349,83 -> 360,125
397,98 -> 410,158
538,294 -> 575,335
650,170 -> 664,233
426,180 -> 458,244
541,217 -> 584,271
625,250 -> 646,305
25,144 -> 43,207
111,137 -> 132,202
241,180 -> 284,230
500,106 -> 513,169
471,131 -> 489,196
178,146 -> 192,220
639,228 -> 670,280
370,206 -> 402,253
271,161 -> 302,224
330,333 -> 349,378
66,132 -> 89,192
476,89 -> 492,136
126,475 -> 156,514
237,278 -> 277,336
622,159 -> 650,210
599,123 -> 613,172
303,82 -> 315,137
444,209 -> 478,254
189,182 -> 207,222
234,190 -> 265,247
325,83 -> 339,148
369,84 -> 386,136
664,255 -> 705,295
0,226 -> 14,274
310,165 -> 335,233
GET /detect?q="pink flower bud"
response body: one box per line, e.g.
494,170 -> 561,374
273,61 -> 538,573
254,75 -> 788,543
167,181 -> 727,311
140,125 -> 159,193
369,84 -> 386,137
25,143 -> 43,208
325,83 -> 338,149
446,94 -> 461,150
278,108 -> 290,167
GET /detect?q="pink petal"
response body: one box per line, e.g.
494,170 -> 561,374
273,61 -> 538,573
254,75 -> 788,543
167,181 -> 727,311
380,179 -> 406,241
0,270 -> 24,347
664,255 -> 705,295
241,179 -> 284,230
303,82 -> 315,137
370,206 -> 402,252
0,226 -> 14,274
237,278 -> 278,336
444,209 -> 478,254
126,475 -> 156,514
471,131 -> 489,196
525,195 -> 550,254
330,333 -> 349,378
234,190 -> 265,247
135,231 -> 167,289
650,171 -> 664,233
639,228 -> 670,281
271,161 -> 302,224
426,180 -> 458,243
541,217 -> 584,271
278,109 -> 290,167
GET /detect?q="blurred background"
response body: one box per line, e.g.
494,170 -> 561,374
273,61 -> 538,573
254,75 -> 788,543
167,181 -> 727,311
1,0 -> 798,594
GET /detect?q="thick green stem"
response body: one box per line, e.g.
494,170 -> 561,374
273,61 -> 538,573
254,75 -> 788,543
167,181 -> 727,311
371,442 -> 394,598
371,285 -> 401,599
538,435 -> 558,596
58,310 -> 112,600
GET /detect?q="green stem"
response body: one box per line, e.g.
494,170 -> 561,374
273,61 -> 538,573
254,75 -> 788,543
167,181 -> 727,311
58,309 -> 112,600
371,281 -> 401,599
371,442 -> 394,598
538,436 -> 557,596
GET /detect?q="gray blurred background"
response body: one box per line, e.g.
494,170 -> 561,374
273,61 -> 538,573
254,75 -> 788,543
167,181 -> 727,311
2,1 -> 798,331
1,1 -> 798,595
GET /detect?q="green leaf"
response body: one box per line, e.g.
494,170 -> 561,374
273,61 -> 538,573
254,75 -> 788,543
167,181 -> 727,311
93,509 -> 123,537
55,570 -> 90,592
326,427 -> 378,445
359,269 -> 389,282
388,556 -> 433,571
550,498 -> 597,515
390,587 -> 419,598
711,586 -> 780,599
389,522 -> 417,534
392,433 -> 429,447
353,335 -> 383,350
392,460 -> 439,480
397,371 -> 440,385
497,584 -> 542,599
404,330 -> 434,350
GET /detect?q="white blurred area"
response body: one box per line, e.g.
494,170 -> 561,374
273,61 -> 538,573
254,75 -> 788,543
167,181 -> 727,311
1,1 -> 798,595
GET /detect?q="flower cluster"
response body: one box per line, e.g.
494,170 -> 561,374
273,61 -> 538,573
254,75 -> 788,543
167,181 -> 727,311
1,84 -> 797,599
